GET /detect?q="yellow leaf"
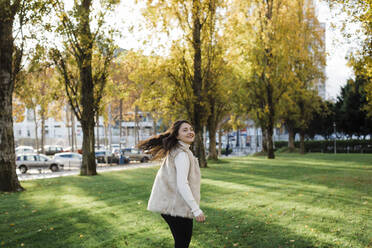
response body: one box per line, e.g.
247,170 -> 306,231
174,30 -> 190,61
80,234 -> 84,238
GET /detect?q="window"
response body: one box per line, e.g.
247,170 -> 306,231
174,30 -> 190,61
27,130 -> 31,137
25,155 -> 35,161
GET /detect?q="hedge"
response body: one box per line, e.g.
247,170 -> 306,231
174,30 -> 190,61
274,139 -> 372,153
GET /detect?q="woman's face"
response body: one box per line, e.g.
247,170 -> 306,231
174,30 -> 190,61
177,122 -> 195,145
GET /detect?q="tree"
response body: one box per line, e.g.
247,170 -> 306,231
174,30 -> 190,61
335,76 -> 372,138
0,0 -> 49,192
143,0 -> 226,167
14,48 -> 63,152
326,1 -> 372,115
305,100 -> 334,140
50,0 -> 120,176
229,0 -> 298,158
280,0 -> 326,153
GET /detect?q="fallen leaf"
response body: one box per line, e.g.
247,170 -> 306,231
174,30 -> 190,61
290,240 -> 295,242
50,227 -> 54,231
21,243 -> 24,246
233,243 -> 239,247
80,234 -> 84,238
10,223 -> 15,227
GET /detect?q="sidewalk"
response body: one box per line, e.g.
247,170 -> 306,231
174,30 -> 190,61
17,162 -> 160,181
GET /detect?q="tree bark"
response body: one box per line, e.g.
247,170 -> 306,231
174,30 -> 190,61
218,127 -> 222,157
299,130 -> 305,154
267,125 -> 275,159
33,107 -> 39,151
287,123 -> 295,150
207,116 -> 218,160
191,0 -> 207,168
0,8 -> 23,192
262,127 -> 268,153
41,110 -> 45,153
79,0 -> 97,176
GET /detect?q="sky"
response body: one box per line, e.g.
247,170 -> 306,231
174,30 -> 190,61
108,0 -> 355,101
315,0 -> 355,101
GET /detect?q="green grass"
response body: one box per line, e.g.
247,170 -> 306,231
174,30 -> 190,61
1,153 -> 371,248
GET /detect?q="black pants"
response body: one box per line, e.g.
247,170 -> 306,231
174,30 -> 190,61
161,214 -> 193,248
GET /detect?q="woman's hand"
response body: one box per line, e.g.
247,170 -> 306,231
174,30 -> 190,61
195,212 -> 206,223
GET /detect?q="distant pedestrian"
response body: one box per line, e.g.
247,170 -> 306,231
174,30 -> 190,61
138,120 -> 205,248
225,143 -> 230,156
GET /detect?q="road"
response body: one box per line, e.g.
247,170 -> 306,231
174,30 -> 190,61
17,162 -> 160,181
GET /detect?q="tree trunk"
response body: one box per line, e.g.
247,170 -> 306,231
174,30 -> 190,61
66,105 -> 71,149
134,105 -> 139,145
299,130 -> 305,154
71,109 -> 75,151
207,116 -> 218,160
0,11 -> 23,192
267,125 -> 275,159
218,126 -> 222,157
41,110 -> 45,154
95,112 -> 99,148
33,107 -> 39,152
191,0 -> 207,168
193,128 -> 207,168
287,124 -> 295,150
79,0 -> 96,175
152,114 -> 157,135
262,128 -> 268,153
119,99 -> 123,144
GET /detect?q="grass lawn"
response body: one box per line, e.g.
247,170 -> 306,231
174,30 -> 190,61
0,153 -> 371,248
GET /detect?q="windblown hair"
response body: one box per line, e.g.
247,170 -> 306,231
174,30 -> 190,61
137,120 -> 192,160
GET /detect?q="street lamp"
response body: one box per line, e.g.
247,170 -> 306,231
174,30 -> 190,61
333,122 -> 336,154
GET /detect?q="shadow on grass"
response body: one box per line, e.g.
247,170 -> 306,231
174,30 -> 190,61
206,155 -> 372,194
192,205 -> 334,248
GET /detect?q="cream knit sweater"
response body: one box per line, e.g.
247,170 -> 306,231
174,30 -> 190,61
147,141 -> 201,219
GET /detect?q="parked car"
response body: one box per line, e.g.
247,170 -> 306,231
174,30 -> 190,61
121,148 -> 151,163
15,146 -> 35,155
16,153 -> 64,174
95,150 -> 119,164
39,145 -> 64,156
53,152 -> 82,168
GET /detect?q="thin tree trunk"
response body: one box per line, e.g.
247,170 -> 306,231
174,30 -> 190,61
299,130 -> 305,154
119,99 -> 122,145
96,112 -> 99,149
287,123 -> 295,150
33,107 -> 39,152
134,105 -> 139,145
41,111 -> 45,154
207,116 -> 218,160
267,126 -> 275,159
191,0 -> 207,168
0,8 -> 23,192
152,114 -> 157,135
71,109 -> 75,151
66,105 -> 71,148
218,126 -> 222,157
262,128 -> 268,153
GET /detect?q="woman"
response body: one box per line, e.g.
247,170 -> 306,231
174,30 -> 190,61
138,120 -> 206,248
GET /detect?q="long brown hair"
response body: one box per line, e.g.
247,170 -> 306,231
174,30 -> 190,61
137,120 -> 192,160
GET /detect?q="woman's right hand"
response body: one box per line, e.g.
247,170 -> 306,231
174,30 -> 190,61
195,212 -> 206,222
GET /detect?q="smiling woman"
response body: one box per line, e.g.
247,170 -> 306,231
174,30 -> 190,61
137,120 -> 205,248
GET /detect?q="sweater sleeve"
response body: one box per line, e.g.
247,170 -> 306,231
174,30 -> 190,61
174,151 -> 203,217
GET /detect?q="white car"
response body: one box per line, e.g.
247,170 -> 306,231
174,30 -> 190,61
53,152 -> 82,168
15,146 -> 35,155
16,153 -> 63,173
